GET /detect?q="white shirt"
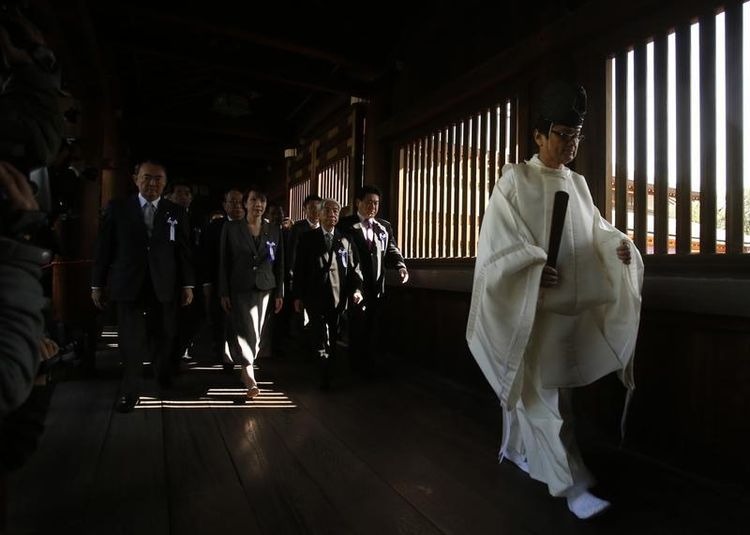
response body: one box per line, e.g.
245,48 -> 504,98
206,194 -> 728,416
357,213 -> 375,242
138,193 -> 160,211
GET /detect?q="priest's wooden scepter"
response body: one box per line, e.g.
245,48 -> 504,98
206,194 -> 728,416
546,191 -> 569,269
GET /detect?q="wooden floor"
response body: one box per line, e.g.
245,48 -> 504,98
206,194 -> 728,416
6,331 -> 748,535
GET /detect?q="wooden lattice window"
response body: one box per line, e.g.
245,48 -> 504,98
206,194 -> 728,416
317,156 -> 350,209
607,2 -> 750,255
288,179 -> 311,222
397,98 -> 519,259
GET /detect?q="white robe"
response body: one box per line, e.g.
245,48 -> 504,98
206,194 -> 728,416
466,156 -> 643,408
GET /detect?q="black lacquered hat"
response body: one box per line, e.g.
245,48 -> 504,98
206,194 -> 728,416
539,80 -> 587,127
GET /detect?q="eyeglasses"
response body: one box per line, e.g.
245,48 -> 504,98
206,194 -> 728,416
549,129 -> 585,143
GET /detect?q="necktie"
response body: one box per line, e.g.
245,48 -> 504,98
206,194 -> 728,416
364,220 -> 374,250
324,232 -> 333,251
143,202 -> 155,237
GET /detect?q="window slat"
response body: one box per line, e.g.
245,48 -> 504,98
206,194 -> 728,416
725,2 -> 744,254
409,142 -> 418,258
449,125 -> 458,258
654,35 -> 669,254
675,23 -> 693,254
459,122 -> 469,257
488,107 -> 498,202
615,51 -> 629,233
469,115 -> 480,257
431,132 -> 440,258
634,42 -> 648,252
498,102 -> 507,170
699,12 -> 718,254
435,131 -> 444,258
508,98 -> 518,164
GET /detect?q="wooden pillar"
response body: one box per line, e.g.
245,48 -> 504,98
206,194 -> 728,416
350,100 -> 367,207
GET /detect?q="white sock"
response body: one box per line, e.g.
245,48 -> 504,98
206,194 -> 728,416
500,449 -> 529,474
565,487 -> 611,519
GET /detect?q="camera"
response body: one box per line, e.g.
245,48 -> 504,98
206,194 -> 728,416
36,339 -> 81,376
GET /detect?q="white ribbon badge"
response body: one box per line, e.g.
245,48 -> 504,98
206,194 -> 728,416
167,217 -> 178,241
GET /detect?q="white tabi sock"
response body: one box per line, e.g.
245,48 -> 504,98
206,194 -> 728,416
565,487 -> 611,519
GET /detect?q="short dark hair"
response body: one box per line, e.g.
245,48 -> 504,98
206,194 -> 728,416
356,184 -> 381,200
303,193 -> 322,206
223,187 -> 243,201
165,181 -> 192,195
133,158 -> 167,176
243,186 -> 267,203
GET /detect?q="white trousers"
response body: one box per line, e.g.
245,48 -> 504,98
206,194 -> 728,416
230,290 -> 271,384
500,346 -> 594,497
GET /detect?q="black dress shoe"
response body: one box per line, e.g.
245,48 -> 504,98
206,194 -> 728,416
116,395 -> 137,413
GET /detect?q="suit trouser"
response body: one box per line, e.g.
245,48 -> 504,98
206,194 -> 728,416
347,296 -> 383,370
117,298 -> 177,395
174,291 -> 202,359
500,345 -> 594,497
229,290 -> 270,369
308,307 -> 341,379
207,290 -> 240,364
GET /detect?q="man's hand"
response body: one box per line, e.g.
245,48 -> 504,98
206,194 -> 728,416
352,290 -> 363,305
181,287 -> 193,306
91,288 -> 107,310
293,299 -> 303,313
399,267 -> 409,284
0,161 -> 38,211
274,297 -> 283,314
220,296 -> 232,314
616,240 -> 632,265
36,337 -> 59,385
202,284 -> 212,301
540,265 -> 559,288
0,25 -> 32,66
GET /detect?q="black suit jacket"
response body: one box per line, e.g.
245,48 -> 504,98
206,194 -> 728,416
198,217 -> 226,286
219,220 -> 284,299
288,219 -> 318,283
92,195 -> 195,303
293,227 -> 362,313
337,214 -> 405,301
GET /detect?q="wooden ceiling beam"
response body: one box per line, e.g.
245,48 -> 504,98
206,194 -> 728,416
134,118 -> 288,144
97,2 -> 378,79
157,143 -> 280,163
121,45 -> 366,97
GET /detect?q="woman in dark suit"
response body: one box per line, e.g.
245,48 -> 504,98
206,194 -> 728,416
219,187 -> 284,398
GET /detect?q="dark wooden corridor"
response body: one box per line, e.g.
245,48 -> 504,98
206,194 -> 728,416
6,333 -> 747,535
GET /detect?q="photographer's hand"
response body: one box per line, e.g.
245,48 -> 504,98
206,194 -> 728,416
0,161 -> 38,211
0,24 -> 32,66
6,7 -> 47,47
36,336 -> 58,385
91,288 -> 107,310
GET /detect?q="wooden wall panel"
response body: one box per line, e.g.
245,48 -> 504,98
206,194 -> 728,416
381,288 -> 750,485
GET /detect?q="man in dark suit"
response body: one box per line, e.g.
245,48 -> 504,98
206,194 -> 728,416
166,181 -> 201,367
287,193 -> 322,347
338,185 -> 408,376
294,199 -> 363,389
91,159 -> 195,412
199,188 -> 244,371
287,193 -> 322,286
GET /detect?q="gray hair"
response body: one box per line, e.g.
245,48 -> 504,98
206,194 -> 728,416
322,198 -> 341,211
